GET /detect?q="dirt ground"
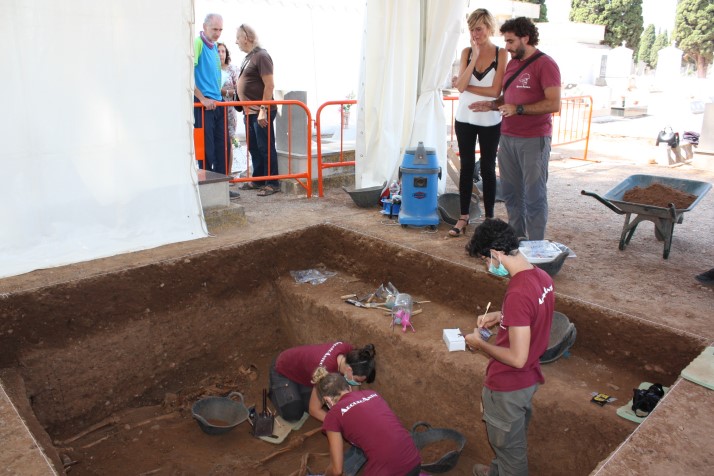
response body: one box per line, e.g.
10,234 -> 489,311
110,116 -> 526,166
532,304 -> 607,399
1,130 -> 713,476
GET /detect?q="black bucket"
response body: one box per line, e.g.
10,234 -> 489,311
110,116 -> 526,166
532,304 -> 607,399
192,391 -> 249,435
540,311 -> 577,364
411,421 -> 466,473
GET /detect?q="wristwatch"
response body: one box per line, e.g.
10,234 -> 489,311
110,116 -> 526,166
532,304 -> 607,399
516,104 -> 524,115
259,105 -> 267,111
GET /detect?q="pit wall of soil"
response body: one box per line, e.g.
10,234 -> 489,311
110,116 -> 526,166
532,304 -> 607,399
0,224 -> 706,475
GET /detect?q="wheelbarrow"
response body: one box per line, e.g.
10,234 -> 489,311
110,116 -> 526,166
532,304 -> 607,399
581,174 -> 711,258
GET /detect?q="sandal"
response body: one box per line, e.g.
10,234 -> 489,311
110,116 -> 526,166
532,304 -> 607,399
257,185 -> 280,196
448,217 -> 469,237
240,182 -> 260,190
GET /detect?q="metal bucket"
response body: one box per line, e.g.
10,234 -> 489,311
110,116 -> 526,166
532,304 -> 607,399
192,391 -> 249,435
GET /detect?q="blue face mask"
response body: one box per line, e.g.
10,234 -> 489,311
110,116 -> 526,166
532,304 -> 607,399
344,375 -> 361,386
488,252 -> 509,277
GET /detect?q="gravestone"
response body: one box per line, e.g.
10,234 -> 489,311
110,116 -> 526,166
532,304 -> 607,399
275,90 -> 308,155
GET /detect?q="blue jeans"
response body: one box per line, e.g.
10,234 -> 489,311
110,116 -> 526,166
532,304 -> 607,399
246,109 -> 279,187
342,446 -> 420,476
194,99 -> 227,175
342,446 -> 367,476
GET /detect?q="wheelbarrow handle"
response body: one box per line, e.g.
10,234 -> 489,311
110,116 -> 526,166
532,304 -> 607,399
581,190 -> 625,215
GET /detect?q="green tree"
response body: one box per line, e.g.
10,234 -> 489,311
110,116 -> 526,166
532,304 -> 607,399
674,0 -> 714,78
638,24 -> 656,66
526,0 -> 548,22
650,30 -> 669,69
569,0 -> 644,51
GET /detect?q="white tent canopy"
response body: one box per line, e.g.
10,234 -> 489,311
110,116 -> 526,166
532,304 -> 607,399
356,0 -> 463,190
0,0 -> 206,279
0,0 -> 464,279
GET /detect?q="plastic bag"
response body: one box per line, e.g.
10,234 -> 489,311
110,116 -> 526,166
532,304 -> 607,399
289,269 -> 336,285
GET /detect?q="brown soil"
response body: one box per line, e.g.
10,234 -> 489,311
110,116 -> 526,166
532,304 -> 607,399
419,439 -> 461,466
622,183 -> 697,208
1,134 -> 713,476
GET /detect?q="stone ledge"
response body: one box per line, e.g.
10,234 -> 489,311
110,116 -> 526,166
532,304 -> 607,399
204,202 -> 246,231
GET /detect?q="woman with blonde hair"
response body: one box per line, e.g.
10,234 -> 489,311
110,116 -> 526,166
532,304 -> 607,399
450,9 -> 508,237
313,368 -> 421,476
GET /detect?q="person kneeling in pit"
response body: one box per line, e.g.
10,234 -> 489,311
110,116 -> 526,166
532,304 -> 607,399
313,367 -> 422,476
269,342 -> 376,422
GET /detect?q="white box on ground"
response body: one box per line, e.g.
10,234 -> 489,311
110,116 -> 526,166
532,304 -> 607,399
443,328 -> 465,352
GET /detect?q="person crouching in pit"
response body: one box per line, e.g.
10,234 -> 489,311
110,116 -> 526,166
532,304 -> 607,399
268,342 -> 376,423
313,367 -> 421,476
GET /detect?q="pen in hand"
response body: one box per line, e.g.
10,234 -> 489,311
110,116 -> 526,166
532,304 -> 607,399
478,302 -> 491,328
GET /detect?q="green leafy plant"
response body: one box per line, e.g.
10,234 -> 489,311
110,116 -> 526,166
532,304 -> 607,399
342,92 -> 355,113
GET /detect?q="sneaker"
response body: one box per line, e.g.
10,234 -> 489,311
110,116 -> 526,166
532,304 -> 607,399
472,463 -> 490,476
229,191 -> 240,199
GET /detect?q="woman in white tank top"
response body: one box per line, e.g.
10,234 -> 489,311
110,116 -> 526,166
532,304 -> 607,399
450,9 -> 508,237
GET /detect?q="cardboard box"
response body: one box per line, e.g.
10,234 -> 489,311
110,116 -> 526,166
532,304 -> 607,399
443,328 -> 465,352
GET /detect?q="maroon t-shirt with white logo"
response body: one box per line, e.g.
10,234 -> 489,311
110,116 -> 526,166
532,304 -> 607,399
501,51 -> 561,138
275,342 -> 352,386
323,390 -> 421,475
485,267 -> 554,392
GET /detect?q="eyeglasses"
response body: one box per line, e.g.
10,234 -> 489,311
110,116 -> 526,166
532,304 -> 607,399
238,24 -> 249,40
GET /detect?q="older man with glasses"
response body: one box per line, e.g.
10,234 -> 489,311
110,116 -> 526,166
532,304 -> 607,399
235,24 -> 280,196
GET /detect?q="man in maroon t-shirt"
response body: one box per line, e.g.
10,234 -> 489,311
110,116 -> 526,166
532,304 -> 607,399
465,218 -> 554,476
469,17 -> 561,241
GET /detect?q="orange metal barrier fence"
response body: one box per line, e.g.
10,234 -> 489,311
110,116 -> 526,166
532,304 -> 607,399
315,99 -> 357,197
194,99 -> 314,197
194,95 -> 594,199
443,95 -> 594,161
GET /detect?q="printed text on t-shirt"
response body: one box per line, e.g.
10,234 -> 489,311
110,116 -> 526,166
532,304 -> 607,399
341,393 -> 378,415
319,342 -> 343,367
538,285 -> 553,305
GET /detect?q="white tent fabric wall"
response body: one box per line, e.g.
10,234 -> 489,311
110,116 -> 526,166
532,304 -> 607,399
355,0 -> 464,190
0,0 -> 206,279
355,0 -> 420,189
408,0 -> 464,193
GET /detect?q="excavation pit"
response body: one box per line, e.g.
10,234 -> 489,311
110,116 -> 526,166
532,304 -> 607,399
0,224 -> 706,475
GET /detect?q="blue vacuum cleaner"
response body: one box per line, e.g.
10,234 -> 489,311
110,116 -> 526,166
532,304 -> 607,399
398,142 -> 441,229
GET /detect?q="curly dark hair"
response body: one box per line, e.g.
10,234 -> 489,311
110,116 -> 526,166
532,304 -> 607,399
346,343 -> 376,383
500,17 -> 539,47
465,218 -> 520,258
